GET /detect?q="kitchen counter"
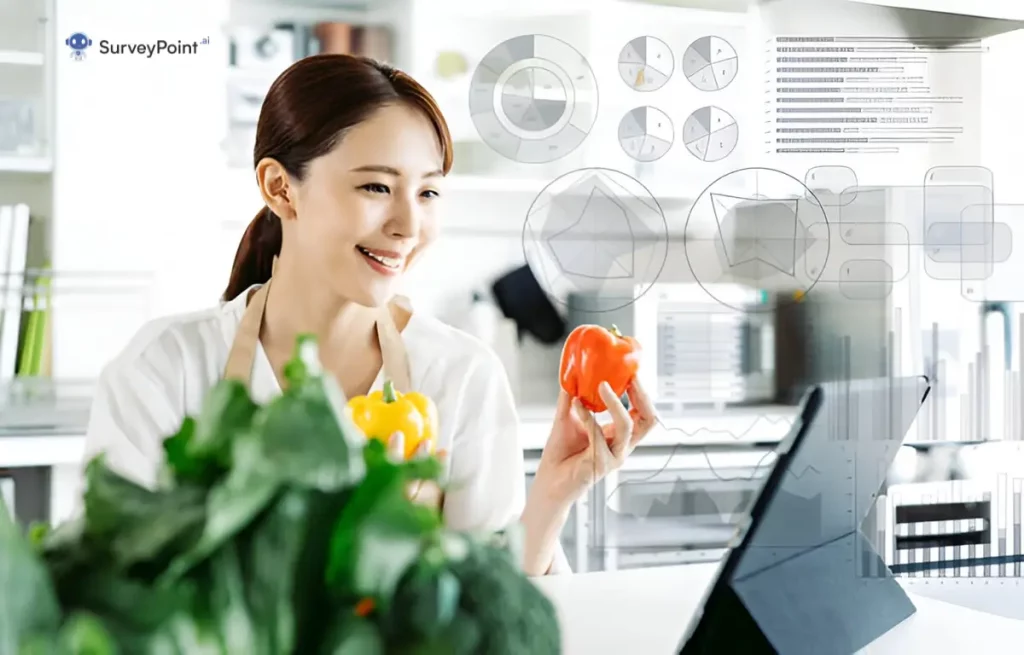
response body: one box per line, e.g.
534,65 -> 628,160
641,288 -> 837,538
534,562 -> 1024,654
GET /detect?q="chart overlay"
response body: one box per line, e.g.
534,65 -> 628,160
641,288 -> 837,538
875,472 -> 1024,580
683,106 -> 739,162
683,35 -> 738,92
618,35 -> 674,92
469,35 -> 598,163
618,106 -> 674,162
764,36 -> 983,156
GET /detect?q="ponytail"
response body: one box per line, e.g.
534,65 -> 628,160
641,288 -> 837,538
222,207 -> 282,301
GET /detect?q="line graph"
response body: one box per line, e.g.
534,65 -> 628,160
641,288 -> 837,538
602,414 -> 788,506
789,464 -> 823,479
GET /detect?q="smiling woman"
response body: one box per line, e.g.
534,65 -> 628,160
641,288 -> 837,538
81,54 -> 659,582
222,55 -> 452,307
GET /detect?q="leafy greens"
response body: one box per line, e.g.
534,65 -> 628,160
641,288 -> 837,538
0,335 -> 561,654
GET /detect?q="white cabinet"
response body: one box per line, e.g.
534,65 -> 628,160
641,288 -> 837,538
0,0 -> 52,171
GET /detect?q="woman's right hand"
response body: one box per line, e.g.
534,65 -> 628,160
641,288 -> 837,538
388,432 -> 445,510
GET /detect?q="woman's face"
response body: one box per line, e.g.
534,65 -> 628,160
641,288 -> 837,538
284,103 -> 445,307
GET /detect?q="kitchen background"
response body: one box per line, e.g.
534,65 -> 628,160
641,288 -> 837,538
3,0 -> 1024,584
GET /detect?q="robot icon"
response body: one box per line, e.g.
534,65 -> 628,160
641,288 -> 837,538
66,33 -> 92,61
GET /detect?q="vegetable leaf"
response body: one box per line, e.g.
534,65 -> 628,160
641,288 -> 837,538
320,616 -> 384,655
81,458 -> 207,576
326,441 -> 442,602
6,334 -> 562,653
163,380 -> 258,485
0,496 -> 61,654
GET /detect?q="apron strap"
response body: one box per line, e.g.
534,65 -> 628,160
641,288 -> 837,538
223,280 -> 271,388
223,273 -> 413,395
377,297 -> 412,393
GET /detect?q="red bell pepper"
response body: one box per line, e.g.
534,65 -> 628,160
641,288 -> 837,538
559,324 -> 641,413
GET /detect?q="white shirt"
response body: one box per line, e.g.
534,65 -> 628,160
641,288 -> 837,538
83,289 -> 568,571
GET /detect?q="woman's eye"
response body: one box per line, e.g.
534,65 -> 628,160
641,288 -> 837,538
361,183 -> 390,194
421,189 -> 440,199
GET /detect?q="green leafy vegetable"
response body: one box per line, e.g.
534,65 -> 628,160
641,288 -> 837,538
0,496 -> 61,653
1,336 -> 562,654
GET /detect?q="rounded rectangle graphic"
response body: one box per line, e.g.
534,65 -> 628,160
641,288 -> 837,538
804,165 -> 858,207
839,259 -> 894,300
804,222 -> 909,284
959,204 -> 1024,302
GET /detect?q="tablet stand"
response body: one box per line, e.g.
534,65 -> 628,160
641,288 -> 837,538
680,377 -> 928,655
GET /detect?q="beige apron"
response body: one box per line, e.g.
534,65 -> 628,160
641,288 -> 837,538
222,278 -> 412,393
221,277 -> 440,505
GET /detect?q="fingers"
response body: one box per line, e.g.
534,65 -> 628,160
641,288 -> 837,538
407,480 -> 424,501
414,440 -> 431,459
626,378 -> 658,446
572,398 -> 606,456
555,389 -> 572,418
598,381 -> 633,459
388,432 -> 405,461
406,440 -> 442,507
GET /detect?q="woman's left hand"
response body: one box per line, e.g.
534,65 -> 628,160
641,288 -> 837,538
388,432 -> 446,510
533,378 -> 657,508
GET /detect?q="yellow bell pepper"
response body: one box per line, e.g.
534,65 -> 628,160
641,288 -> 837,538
347,380 -> 438,460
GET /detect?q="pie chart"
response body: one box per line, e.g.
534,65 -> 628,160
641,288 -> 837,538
682,36 -> 738,92
683,106 -> 738,163
500,67 -> 566,133
618,106 -> 674,162
618,36 -> 674,92
469,34 -> 598,164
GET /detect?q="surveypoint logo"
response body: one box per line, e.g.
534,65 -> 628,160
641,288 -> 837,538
66,33 -> 92,61
65,33 -> 210,61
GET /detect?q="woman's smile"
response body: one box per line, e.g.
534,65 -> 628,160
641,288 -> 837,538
356,245 -> 405,276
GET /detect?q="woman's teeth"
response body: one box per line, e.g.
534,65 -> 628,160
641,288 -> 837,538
358,247 -> 401,269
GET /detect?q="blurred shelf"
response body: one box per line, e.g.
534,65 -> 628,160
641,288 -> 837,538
0,50 -> 45,66
445,174 -> 546,194
0,378 -> 94,434
0,156 -> 52,173
0,434 -> 86,468
619,0 -> 753,11
445,175 -> 699,205
433,0 -> 595,18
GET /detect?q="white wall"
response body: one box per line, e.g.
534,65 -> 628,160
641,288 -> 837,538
52,0 -> 233,378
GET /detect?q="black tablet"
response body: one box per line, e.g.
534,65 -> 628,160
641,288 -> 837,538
679,376 -> 931,655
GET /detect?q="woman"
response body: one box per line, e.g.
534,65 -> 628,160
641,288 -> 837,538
82,54 -> 657,576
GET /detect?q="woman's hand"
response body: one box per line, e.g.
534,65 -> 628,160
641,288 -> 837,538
533,378 -> 657,509
388,432 -> 446,509
518,378 -> 656,576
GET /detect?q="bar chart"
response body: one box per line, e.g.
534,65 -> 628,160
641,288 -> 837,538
874,468 -> 1024,580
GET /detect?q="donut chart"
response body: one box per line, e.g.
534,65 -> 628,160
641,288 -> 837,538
682,36 -> 738,92
469,35 -> 598,164
683,106 -> 738,163
618,36 -> 674,92
618,106 -> 674,162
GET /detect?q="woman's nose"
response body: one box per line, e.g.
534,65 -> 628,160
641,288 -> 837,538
387,196 -> 421,238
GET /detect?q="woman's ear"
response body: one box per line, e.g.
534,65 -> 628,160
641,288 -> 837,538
255,157 -> 297,220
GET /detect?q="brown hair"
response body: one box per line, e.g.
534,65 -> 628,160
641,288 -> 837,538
222,54 -> 454,301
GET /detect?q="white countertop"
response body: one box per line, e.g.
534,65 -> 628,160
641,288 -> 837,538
533,563 -> 1024,654
0,433 -> 86,468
